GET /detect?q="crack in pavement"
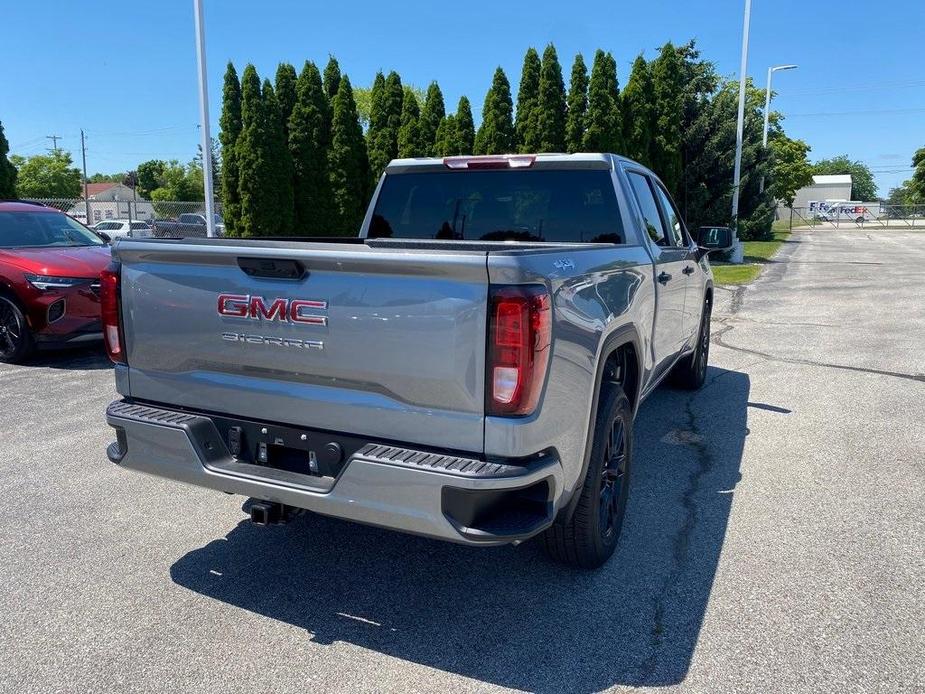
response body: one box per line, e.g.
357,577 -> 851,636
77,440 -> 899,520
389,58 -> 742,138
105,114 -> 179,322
713,327 -> 925,383
636,364 -> 747,683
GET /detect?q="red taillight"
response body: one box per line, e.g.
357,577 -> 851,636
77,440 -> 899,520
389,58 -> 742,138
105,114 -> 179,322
487,285 -> 551,416
100,262 -> 125,364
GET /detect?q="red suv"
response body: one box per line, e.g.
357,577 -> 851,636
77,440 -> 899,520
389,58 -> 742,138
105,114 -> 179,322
0,202 -> 112,363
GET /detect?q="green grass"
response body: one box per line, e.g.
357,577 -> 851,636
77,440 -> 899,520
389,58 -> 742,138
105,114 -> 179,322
711,224 -> 792,285
711,264 -> 762,285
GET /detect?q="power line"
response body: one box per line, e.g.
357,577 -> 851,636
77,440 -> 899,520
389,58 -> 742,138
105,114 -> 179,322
784,78 -> 925,97
46,134 -> 62,153
787,107 -> 925,117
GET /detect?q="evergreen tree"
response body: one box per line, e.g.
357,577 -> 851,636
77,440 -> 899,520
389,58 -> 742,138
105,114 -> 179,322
274,63 -> 297,141
397,87 -> 422,158
328,75 -> 371,235
323,56 -> 341,102
366,71 -> 404,179
383,72 -> 404,146
536,44 -> 567,152
218,63 -> 242,234
366,72 -> 389,179
433,114 -> 458,156
651,42 -> 683,196
419,82 -> 446,156
474,67 -> 515,155
515,47 -> 541,153
565,53 -> 588,153
455,96 -> 475,155
583,50 -> 621,153
236,65 -> 277,236
621,54 -> 655,168
289,60 -> 335,235
0,120 -> 18,198
262,79 -> 294,235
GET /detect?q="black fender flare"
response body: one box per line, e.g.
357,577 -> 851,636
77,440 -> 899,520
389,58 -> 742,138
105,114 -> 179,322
558,322 -> 643,524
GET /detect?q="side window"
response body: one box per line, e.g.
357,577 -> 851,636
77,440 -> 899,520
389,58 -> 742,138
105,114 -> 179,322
627,172 -> 668,246
653,183 -> 686,248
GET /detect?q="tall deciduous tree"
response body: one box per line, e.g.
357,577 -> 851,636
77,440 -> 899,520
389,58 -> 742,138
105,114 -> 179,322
475,68 -> 515,155
565,53 -> 588,153
323,56 -> 341,102
289,60 -> 334,235
274,63 -> 297,141
583,50 -> 621,154
621,55 -> 655,167
397,87 -> 423,158
328,75 -> 371,235
910,147 -> 925,203
9,152 -> 81,198
136,160 -> 166,199
515,47 -> 541,153
651,42 -> 683,195
768,134 -> 813,207
219,64 -> 243,233
419,82 -> 446,156
0,120 -> 16,198
455,96 -> 475,155
536,44 -> 567,152
811,155 -> 877,201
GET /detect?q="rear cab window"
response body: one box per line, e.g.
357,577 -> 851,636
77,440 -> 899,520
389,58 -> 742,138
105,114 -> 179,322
369,169 -> 625,244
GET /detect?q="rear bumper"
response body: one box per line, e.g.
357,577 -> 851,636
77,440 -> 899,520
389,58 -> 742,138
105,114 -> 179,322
105,400 -> 563,545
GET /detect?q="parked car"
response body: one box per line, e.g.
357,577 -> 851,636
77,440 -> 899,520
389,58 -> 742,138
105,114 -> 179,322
152,213 -> 224,238
103,153 -> 732,568
0,201 -> 111,362
91,219 -> 154,240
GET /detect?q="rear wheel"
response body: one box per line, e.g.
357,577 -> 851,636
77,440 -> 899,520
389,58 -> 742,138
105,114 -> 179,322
0,296 -> 34,364
671,298 -> 711,390
543,383 -> 632,569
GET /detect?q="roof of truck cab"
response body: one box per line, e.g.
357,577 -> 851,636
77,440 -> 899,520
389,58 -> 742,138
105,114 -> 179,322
385,152 -> 624,173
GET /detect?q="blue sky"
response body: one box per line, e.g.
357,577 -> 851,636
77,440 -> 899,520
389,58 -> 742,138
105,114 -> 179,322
4,0 -> 923,196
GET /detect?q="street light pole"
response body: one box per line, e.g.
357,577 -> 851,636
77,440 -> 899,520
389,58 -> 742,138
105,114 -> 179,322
729,0 -> 753,264
759,64 -> 798,193
193,0 -> 216,238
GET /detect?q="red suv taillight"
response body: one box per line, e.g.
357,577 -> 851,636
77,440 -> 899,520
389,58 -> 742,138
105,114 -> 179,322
487,285 -> 551,416
100,262 -> 125,364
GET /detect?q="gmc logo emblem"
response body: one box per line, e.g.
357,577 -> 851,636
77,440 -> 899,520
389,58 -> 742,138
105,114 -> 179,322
217,294 -> 327,325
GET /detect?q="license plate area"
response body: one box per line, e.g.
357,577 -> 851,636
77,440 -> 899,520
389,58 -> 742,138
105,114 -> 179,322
209,414 -> 369,479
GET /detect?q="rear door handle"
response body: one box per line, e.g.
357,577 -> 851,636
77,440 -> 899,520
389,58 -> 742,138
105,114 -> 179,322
658,271 -> 672,284
682,265 -> 695,275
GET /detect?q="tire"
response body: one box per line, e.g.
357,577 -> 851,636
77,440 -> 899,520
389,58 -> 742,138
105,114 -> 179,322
0,295 -> 34,364
670,298 -> 711,390
543,384 -> 633,569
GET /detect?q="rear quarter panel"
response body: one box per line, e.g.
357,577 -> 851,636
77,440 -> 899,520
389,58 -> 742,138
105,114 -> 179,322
485,244 -> 656,502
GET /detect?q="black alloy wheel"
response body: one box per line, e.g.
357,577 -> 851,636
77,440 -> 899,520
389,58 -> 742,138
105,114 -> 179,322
599,414 -> 628,540
0,297 -> 33,363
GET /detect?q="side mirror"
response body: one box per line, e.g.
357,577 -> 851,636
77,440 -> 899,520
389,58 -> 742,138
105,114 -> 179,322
695,226 -> 734,254
97,232 -> 112,244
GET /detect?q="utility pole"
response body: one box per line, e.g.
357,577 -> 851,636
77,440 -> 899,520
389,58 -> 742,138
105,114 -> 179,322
193,0 -> 216,237
46,134 -> 62,154
729,0 -> 753,264
80,130 -> 90,224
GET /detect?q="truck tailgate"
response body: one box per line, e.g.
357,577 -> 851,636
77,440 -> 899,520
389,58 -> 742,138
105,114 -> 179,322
114,240 -> 488,452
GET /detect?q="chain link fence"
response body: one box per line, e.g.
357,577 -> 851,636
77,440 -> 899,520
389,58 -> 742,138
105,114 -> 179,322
29,198 -> 224,237
782,204 -> 925,230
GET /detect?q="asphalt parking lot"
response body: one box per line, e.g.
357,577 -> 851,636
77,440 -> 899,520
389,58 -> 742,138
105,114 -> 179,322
1,229 -> 923,693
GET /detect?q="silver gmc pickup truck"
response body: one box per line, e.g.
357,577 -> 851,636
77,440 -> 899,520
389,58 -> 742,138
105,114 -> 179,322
103,153 -> 731,568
